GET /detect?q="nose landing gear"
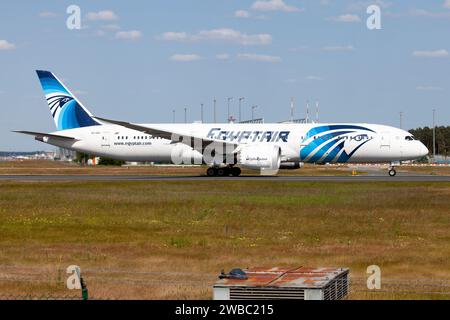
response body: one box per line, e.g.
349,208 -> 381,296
388,166 -> 397,177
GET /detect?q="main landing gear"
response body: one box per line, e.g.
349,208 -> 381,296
206,166 -> 241,177
388,166 -> 397,177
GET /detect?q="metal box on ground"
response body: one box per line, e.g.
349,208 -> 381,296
213,266 -> 349,300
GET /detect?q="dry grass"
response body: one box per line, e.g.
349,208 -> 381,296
0,160 -> 358,177
0,179 -> 449,300
398,166 -> 450,176
0,160 -> 205,176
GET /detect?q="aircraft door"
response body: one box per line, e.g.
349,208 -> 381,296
380,132 -> 390,149
299,133 -> 309,161
101,132 -> 110,148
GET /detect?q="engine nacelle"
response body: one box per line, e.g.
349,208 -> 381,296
279,161 -> 303,169
237,144 -> 281,174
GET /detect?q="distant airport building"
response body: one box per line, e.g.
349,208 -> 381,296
434,155 -> 450,164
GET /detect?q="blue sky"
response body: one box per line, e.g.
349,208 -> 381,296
0,0 -> 449,151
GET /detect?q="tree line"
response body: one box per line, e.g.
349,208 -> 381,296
409,126 -> 450,156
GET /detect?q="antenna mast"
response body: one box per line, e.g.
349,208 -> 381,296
316,101 -> 319,123
290,97 -> 295,122
306,100 -> 310,123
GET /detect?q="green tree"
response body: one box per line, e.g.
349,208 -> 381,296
98,158 -> 126,166
409,126 -> 450,156
75,152 -> 90,164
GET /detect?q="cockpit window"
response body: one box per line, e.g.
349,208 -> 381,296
405,136 -> 416,141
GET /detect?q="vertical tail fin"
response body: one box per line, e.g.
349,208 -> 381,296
36,70 -> 100,131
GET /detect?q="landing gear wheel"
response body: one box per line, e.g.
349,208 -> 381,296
388,169 -> 397,177
217,168 -> 227,177
231,167 -> 241,177
206,167 -> 216,177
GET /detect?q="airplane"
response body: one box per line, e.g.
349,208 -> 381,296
14,70 -> 429,177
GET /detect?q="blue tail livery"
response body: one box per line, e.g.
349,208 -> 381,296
36,70 -> 99,131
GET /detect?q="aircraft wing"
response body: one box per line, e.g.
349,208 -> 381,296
13,130 -> 78,141
94,116 -> 238,151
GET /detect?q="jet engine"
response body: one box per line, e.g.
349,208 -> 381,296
237,144 -> 281,175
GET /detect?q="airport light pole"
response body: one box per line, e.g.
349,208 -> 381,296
184,107 -> 187,124
251,105 -> 258,121
306,100 -> 310,123
315,101 -> 319,123
227,97 -> 233,122
172,109 -> 175,123
399,111 -> 403,129
200,103 -> 204,123
433,109 -> 436,162
213,98 -> 217,123
239,97 -> 244,123
290,97 -> 294,122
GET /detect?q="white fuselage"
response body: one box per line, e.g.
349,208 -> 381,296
41,122 -> 428,164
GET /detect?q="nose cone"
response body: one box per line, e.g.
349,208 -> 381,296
418,142 -> 429,158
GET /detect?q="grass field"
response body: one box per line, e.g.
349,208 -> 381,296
398,166 -> 450,176
0,179 -> 449,299
0,160 -> 356,176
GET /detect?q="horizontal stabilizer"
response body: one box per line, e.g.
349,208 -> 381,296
12,130 -> 78,141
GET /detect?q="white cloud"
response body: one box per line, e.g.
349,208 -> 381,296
101,24 -> 121,31
306,76 -> 324,81
235,10 -> 251,18
115,30 -> 142,40
444,0 -> 450,9
39,11 -> 58,18
95,30 -> 106,37
331,14 -> 361,23
170,54 -> 202,62
413,49 -> 448,58
323,45 -> 355,51
290,46 -> 309,52
416,86 -> 444,91
216,53 -> 230,60
159,32 -> 189,41
409,9 -> 450,18
347,0 -> 392,12
198,29 -> 271,45
237,53 -> 281,62
159,28 -> 272,45
252,0 -> 303,12
0,40 -> 15,50
86,10 -> 118,21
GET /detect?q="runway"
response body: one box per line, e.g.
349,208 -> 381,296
1,174 -> 450,182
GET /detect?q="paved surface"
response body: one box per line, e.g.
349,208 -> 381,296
1,174 -> 449,182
